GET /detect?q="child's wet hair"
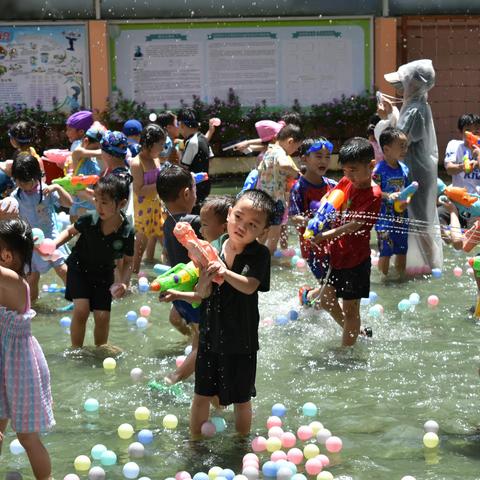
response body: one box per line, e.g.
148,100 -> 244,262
93,174 -> 130,204
177,108 -> 199,129
234,189 -> 275,228
11,153 -> 43,182
156,164 -> 193,202
277,124 -> 305,143
0,218 -> 33,275
8,121 -> 36,146
157,111 -> 177,129
140,123 -> 166,150
281,112 -> 302,127
201,195 -> 233,223
339,137 -> 375,166
379,127 -> 407,149
458,113 -> 480,132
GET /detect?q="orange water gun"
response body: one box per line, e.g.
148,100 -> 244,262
465,131 -> 480,150
173,222 -> 224,284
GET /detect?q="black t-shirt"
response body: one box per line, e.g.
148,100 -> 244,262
181,132 -> 213,203
67,212 -> 135,273
199,234 -> 271,355
163,213 -> 202,267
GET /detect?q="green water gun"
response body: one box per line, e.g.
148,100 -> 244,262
52,174 -> 99,194
148,380 -> 186,398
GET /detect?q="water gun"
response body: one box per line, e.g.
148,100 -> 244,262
173,222 -> 224,284
437,178 -> 480,218
148,380 -> 186,398
193,172 -> 209,184
465,131 -> 480,150
393,181 -> 419,213
303,189 -> 345,239
150,261 -> 199,293
241,169 -> 258,192
42,149 -> 71,166
468,257 -> 480,271
463,153 -> 473,174
52,174 -> 99,194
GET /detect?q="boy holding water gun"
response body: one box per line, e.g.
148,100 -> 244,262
314,138 -> 381,347
373,127 -> 410,278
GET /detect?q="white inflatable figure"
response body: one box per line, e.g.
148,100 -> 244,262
384,59 -> 443,273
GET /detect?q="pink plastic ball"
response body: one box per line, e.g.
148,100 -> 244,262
251,436 -> 267,452
262,317 -> 274,326
242,459 -> 259,469
297,425 -> 314,441
271,450 -> 287,462
211,118 -> 221,127
305,458 -> 323,475
287,447 -> 303,465
268,426 -> 284,438
267,415 -> 283,429
281,431 -> 297,449
284,248 -> 296,257
317,454 -> 330,467
453,266 -> 463,277
325,436 -> 343,453
243,453 -> 259,464
371,256 -> 379,266
176,355 -> 186,368
64,475 -> 80,480
38,239 -> 56,255
200,421 -> 216,437
175,472 -> 191,480
139,305 -> 151,317
138,271 -> 147,279
296,259 -> 307,269
427,295 -> 439,307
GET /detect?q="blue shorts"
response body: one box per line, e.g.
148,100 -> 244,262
307,253 -> 329,280
173,299 -> 200,324
271,200 -> 286,226
376,229 -> 408,257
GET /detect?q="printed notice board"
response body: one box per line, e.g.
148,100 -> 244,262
110,18 -> 372,108
0,24 -> 89,111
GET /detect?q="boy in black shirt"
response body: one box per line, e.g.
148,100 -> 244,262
191,189 -> 274,436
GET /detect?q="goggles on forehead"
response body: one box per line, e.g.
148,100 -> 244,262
306,139 -> 333,154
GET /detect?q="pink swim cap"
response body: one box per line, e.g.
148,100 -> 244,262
255,120 -> 286,142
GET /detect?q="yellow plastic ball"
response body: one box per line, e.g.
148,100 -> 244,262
304,443 -> 320,459
309,421 -> 324,435
317,472 -> 334,480
208,466 -> 223,480
423,432 -> 439,448
74,455 -> 91,472
163,414 -> 178,429
103,357 -> 116,370
117,423 -> 134,439
134,406 -> 151,421
266,436 -> 282,452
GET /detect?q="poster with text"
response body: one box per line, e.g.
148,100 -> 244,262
0,24 -> 88,112
110,19 -> 371,109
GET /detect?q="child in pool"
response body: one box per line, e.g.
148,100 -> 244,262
55,174 -> 134,349
11,154 -> 72,301
0,218 -> 55,480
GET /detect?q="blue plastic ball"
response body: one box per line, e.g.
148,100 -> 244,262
285,462 -> 297,475
137,429 -> 153,445
100,450 -> 117,466
288,309 -> 299,321
193,474 -> 209,480
136,317 -> 148,329
369,291 -> 378,302
432,268 -> 442,278
291,475 -> 307,480
275,315 -> 289,326
272,403 -> 287,417
398,299 -> 411,312
273,250 -> 283,258
220,469 -> 234,480
291,255 -> 300,266
138,283 -> 149,293
91,444 -> 107,460
84,398 -> 99,412
409,292 -> 420,305
262,461 -> 278,477
368,305 -> 381,318
125,311 -> 138,322
123,462 -> 140,479
59,316 -> 71,328
302,402 -> 317,417
211,416 -> 227,433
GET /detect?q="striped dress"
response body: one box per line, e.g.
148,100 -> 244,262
0,283 -> 54,432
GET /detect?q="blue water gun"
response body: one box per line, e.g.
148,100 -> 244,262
193,172 -> 209,184
241,169 -> 258,193
393,181 -> 419,213
303,189 -> 345,239
437,178 -> 480,218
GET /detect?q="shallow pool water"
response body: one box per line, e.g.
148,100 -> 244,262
1,180 -> 480,480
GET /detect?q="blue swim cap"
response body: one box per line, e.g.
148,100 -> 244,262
306,138 -> 334,154
101,130 -> 128,158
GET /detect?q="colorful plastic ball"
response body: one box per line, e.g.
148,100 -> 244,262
32,228 -> 45,246
297,425 -> 314,441
208,467 -> 223,480
123,462 -> 140,479
134,406 -> 150,421
128,442 -> 145,458
277,466 -> 293,480
398,299 -> 411,312
427,295 -> 439,307
233,476 -> 248,480
317,454 -> 330,467
424,420 -> 439,433
185,344 -> 193,355
126,311 -> 138,322
251,435 -> 267,452
220,470 -> 234,480
176,355 -> 186,368
243,453 -> 259,464
287,448 -> 303,465
193,474 -> 209,480
274,250 -> 283,258
74,455 -> 91,472
130,368 -> 143,382
60,316 -> 71,328
371,256 -> 379,266
369,291 -> 378,302
305,458 -> 323,475
163,414 -> 178,429
64,476 -> 80,480
288,309 -> 299,321
400,477 -> 416,480
84,398 -> 99,412
296,259 -> 307,269
423,432 -> 439,448
241,466 -> 259,480
103,357 -> 116,370
138,478 -> 151,480
268,425 -> 284,438
281,431 -> 297,448
176,472 -> 191,480
302,402 -> 317,417
303,443 -> 320,459
453,266 -> 463,277
284,461 -> 297,475
211,416 -> 227,433
136,316 -> 148,328
118,423 -> 134,439
261,461 -> 278,477
201,421 -> 216,437
291,255 -> 300,266
291,475 -> 307,480
316,428 -> 332,444
137,429 -> 153,444
309,421 -> 324,434
275,315 -> 289,326
88,466 -> 106,480
368,305 -> 381,318
38,238 -> 56,256
325,436 -> 343,453
9,439 -> 25,455
285,248 -> 296,257
139,305 -> 151,317
138,272 -> 148,281
266,436 -> 282,452
100,450 -> 117,466
271,450 -> 287,462
409,293 -> 420,305
138,283 -> 149,293
272,403 -> 287,417
267,415 -> 282,429
91,444 -> 107,460
317,472 -> 334,480
431,268 -> 442,278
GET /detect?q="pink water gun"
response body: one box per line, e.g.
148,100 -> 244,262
173,221 -> 224,284
42,149 -> 71,166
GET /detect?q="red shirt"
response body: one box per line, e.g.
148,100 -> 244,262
329,177 -> 382,269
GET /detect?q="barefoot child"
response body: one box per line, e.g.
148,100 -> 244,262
190,189 -> 274,436
0,218 -> 54,480
55,175 -> 134,348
